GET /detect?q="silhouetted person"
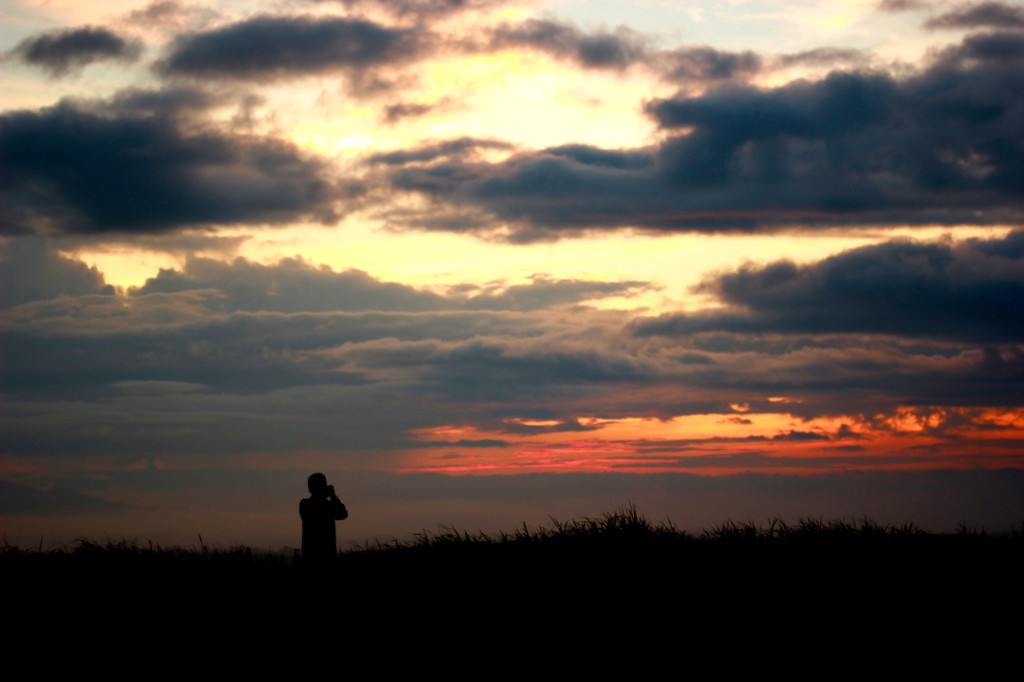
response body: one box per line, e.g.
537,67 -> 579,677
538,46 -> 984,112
300,473 -> 348,563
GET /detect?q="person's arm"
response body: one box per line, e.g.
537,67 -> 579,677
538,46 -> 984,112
326,486 -> 348,520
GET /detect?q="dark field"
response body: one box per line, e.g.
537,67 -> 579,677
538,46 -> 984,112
6,506 -> 1022,645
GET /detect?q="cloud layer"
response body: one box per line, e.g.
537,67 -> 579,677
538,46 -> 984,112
379,32 -> 1024,240
3,230 -> 1022,468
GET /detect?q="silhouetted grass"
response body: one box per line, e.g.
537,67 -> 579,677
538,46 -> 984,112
4,504 -> 1019,564
8,506 -> 1020,652
6,504 -> 1018,585
5,505 -> 1021,628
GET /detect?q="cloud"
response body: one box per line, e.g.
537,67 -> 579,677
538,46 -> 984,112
127,254 -> 650,313
130,255 -> 452,312
367,137 -> 514,165
925,2 -> 1024,29
485,20 -> 767,83
659,46 -> 762,82
633,232 -> 1024,343
0,240 -> 115,308
878,0 -> 932,11
537,143 -> 654,170
5,241 -> 1020,415
0,303 -> 555,456
378,35 -> 1024,240
775,47 -> 871,68
4,270 -> 622,402
458,275 -> 652,311
948,29 -> 1024,61
329,0 -> 513,20
153,11 -> 764,89
0,88 -> 352,235
371,339 -> 658,397
156,15 -> 428,86
972,227 -> 1024,258
4,267 -> 1023,459
124,1 -> 220,31
382,101 -> 436,123
6,26 -> 142,76
487,19 -> 650,70
477,18 -> 877,86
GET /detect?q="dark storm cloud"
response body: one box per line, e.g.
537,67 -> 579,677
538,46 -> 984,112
156,15 -> 426,82
925,2 -> 1024,29
6,26 -> 142,76
379,33 -> 1024,239
633,232 -> 1024,343
0,240 -> 114,309
0,89 -> 350,235
488,19 -> 650,70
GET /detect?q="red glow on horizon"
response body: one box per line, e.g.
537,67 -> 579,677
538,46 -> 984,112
396,406 -> 1024,476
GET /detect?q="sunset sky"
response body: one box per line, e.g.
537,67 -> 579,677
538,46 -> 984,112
2,0 -> 1023,547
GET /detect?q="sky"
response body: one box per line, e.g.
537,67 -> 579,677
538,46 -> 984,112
2,0 -> 1023,548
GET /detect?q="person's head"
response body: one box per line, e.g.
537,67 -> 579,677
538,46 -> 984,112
308,472 -> 328,496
